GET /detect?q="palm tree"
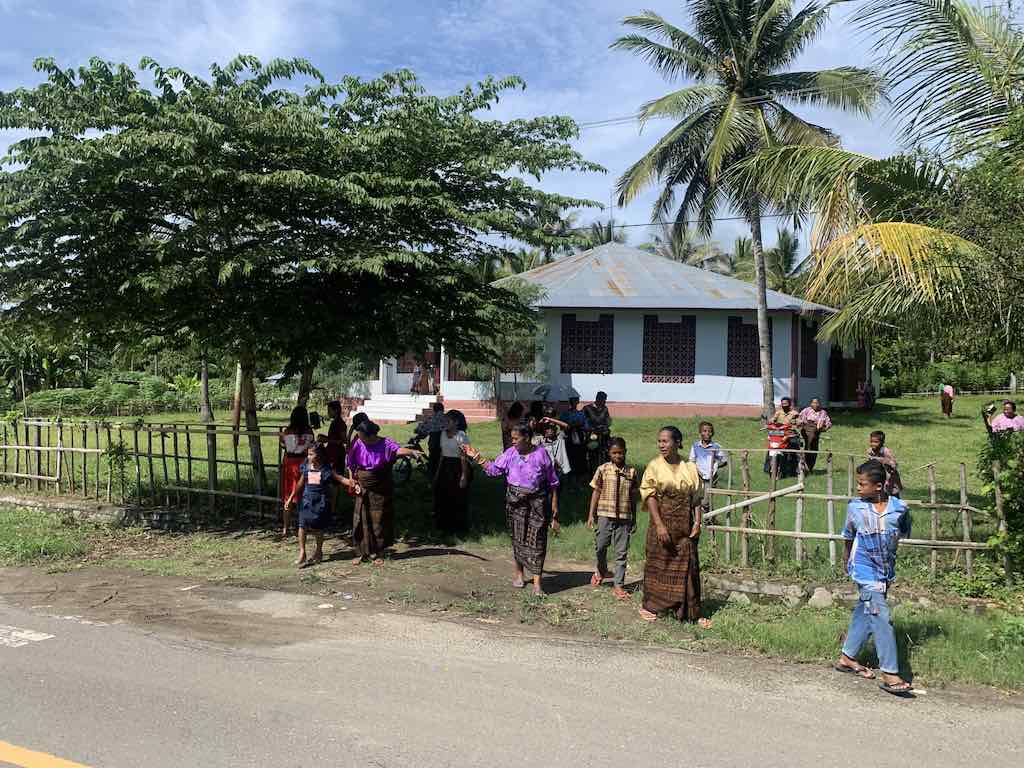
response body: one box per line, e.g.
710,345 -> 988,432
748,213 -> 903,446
584,218 -> 628,247
740,0 -> 1023,345
501,248 -> 544,276
520,203 -> 582,264
612,1 -> 884,417
642,219 -> 730,272
765,227 -> 804,293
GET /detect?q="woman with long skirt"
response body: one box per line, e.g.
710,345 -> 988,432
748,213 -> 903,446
346,420 -> 422,565
463,422 -> 560,596
638,426 -> 712,628
433,410 -> 471,533
279,406 -> 315,537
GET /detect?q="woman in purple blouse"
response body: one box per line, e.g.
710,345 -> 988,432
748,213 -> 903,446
346,420 -> 422,565
463,422 -> 560,596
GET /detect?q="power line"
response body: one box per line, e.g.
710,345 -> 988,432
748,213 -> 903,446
558,211 -> 812,232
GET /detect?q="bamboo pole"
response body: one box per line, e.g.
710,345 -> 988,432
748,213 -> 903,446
81,423 -> 88,497
767,455 -> 778,562
724,461 -> 733,563
45,423 -> 51,480
826,452 -> 836,567
2,422 -> 7,483
206,424 -> 217,519
992,460 -> 1011,586
846,455 -> 854,498
159,424 -> 172,508
172,428 -> 182,511
105,424 -> 113,503
94,423 -> 101,499
703,525 -> 990,549
117,425 -> 126,504
703,483 -> 804,520
232,426 -> 241,519
132,426 -> 142,508
795,461 -> 805,563
66,421 -> 75,494
12,421 -> 19,488
146,428 -> 156,506
740,450 -> 750,568
929,465 -> 938,578
960,463 -> 972,579
185,427 -> 193,514
30,422 -> 39,492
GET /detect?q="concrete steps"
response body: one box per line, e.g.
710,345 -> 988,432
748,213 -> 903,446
355,394 -> 437,424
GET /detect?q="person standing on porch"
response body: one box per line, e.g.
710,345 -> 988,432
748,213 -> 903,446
410,361 -> 422,395
462,422 -> 560,596
798,398 -> 832,472
279,406 -> 315,538
638,427 -> 711,628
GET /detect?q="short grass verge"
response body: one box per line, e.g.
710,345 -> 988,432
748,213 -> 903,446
0,507 -> 93,565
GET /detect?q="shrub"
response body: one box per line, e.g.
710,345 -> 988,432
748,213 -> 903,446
978,430 -> 1024,578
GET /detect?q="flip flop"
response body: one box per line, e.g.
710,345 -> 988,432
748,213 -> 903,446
590,572 -> 603,587
612,586 -> 630,600
879,681 -> 914,698
834,663 -> 875,679
512,578 -> 526,589
638,608 -> 658,623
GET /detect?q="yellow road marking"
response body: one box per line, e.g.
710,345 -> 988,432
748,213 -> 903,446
0,740 -> 93,768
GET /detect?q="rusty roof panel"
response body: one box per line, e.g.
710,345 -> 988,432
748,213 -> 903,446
495,242 -> 833,313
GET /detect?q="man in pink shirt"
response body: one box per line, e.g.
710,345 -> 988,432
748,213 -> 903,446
988,400 -> 1024,432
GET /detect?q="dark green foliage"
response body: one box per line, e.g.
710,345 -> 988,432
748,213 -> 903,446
0,56 -> 600,374
979,430 -> 1024,575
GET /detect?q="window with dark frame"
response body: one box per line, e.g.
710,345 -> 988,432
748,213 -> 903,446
560,314 -> 614,374
642,315 -> 696,383
727,316 -> 772,378
800,319 -> 818,378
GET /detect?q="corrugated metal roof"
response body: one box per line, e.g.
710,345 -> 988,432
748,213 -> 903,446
496,242 -> 833,313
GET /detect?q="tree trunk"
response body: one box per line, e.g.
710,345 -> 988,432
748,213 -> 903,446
199,356 -> 214,424
296,362 -> 315,408
238,357 -> 267,492
749,212 -> 775,419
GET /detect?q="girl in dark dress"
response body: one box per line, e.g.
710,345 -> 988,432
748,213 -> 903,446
285,443 -> 359,568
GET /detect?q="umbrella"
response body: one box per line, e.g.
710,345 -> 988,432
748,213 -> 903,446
531,383 -> 580,401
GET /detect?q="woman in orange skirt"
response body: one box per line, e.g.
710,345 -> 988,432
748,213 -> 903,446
279,406 -> 315,537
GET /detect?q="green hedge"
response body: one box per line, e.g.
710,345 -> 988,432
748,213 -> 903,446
882,360 -> 1017,396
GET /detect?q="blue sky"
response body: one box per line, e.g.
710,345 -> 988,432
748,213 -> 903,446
0,0 -> 903,252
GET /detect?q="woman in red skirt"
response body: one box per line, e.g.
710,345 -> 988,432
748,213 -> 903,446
279,406 -> 315,537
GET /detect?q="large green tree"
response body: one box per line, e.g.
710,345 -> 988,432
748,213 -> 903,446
0,56 -> 599,453
612,0 -> 884,416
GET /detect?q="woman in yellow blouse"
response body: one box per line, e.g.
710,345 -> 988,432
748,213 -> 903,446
639,426 -> 712,628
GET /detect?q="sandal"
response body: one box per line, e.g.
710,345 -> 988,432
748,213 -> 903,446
638,608 -> 658,623
372,558 -> 385,567
834,662 -> 875,679
879,680 -> 914,698
512,578 -> 526,589
590,572 -> 603,587
612,586 -> 629,600
697,617 -> 713,629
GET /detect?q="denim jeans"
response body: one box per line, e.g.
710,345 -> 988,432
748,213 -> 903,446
841,586 -> 899,674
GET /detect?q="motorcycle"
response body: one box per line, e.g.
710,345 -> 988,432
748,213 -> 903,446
392,433 -> 428,485
763,422 -> 802,478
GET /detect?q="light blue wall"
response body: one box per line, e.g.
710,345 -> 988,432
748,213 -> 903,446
440,308 -> 832,406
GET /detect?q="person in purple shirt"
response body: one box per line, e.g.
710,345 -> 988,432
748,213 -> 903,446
346,420 -> 422,566
463,421 -> 560,596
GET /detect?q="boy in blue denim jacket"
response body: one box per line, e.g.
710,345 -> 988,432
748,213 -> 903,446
834,459 -> 914,697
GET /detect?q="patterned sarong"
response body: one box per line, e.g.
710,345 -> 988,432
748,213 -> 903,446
642,490 -> 702,621
352,467 -> 395,557
505,484 -> 549,576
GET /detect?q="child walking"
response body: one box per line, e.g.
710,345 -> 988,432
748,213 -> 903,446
834,459 -> 913,697
867,430 -> 903,497
586,437 -> 638,600
285,443 -> 359,568
688,421 -> 728,485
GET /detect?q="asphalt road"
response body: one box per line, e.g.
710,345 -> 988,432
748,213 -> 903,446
1,576 -> 1022,768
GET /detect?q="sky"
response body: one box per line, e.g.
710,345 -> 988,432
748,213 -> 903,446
0,0 -> 905,252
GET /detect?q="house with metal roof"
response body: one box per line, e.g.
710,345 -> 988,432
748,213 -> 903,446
360,243 -> 868,421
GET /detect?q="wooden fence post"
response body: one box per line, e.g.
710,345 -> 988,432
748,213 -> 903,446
767,455 -> 778,562
185,427 -> 193,514
794,460 -> 805,563
206,424 -> 218,518
32,422 -> 40,492
740,450 -> 750,568
826,452 -> 836,567
146,427 -> 156,506
929,465 -> 938,578
960,462 -> 973,579
992,460 -> 1012,586
56,421 -> 64,493
104,424 -> 113,503
81,423 -> 88,497
132,425 -> 142,508
724,461 -> 733,563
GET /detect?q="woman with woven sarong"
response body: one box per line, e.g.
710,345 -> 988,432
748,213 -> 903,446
638,426 -> 712,628
279,406 -> 315,538
346,420 -> 423,565
433,410 -> 471,533
463,422 -> 560,596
